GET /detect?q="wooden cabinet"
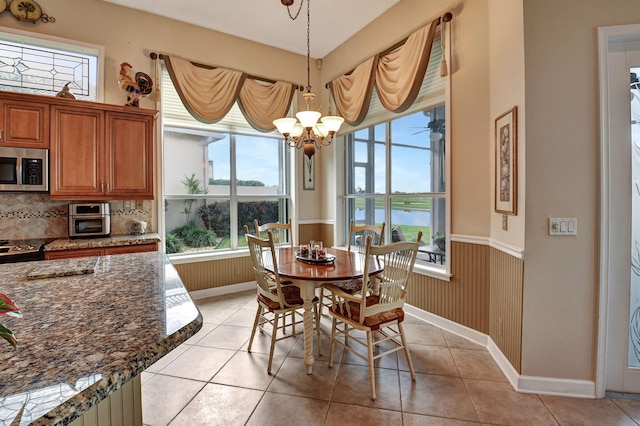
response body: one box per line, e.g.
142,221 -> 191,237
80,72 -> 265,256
49,105 -> 104,198
0,98 -> 49,148
106,112 -> 155,199
44,247 -> 103,260
50,105 -> 156,200
49,104 -> 156,200
0,90 -> 157,200
44,242 -> 157,260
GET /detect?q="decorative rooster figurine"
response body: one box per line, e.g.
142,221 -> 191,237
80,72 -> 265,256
118,62 -> 153,107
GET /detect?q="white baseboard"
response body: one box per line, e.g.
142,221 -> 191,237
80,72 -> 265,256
516,376 -> 596,398
405,304 -> 596,398
189,281 -> 254,300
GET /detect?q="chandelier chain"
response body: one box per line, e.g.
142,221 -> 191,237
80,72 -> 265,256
305,0 -> 311,93
286,0 -> 303,20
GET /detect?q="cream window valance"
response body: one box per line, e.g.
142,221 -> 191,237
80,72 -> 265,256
163,55 -> 296,132
328,15 -> 447,125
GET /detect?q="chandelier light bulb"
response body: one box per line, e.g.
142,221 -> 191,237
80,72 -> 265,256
296,110 -> 321,129
273,117 -> 297,135
291,123 -> 304,137
314,122 -> 329,138
320,115 -> 344,133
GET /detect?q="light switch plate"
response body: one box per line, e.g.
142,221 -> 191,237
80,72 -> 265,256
549,217 -> 577,236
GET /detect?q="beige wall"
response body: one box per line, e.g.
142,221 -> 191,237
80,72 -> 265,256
489,0 -> 526,248
520,0 -> 640,381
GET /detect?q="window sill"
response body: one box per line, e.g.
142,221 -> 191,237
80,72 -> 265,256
412,262 -> 451,281
168,249 -> 248,265
167,248 -> 451,282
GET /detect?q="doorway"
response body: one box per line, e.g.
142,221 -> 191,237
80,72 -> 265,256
598,25 -> 640,397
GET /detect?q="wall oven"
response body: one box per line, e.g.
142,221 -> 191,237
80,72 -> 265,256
68,203 -> 111,238
0,147 -> 48,192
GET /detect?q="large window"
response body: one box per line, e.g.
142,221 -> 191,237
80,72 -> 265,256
162,71 -> 291,256
345,105 -> 446,267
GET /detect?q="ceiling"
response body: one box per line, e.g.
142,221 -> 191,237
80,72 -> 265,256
101,0 -> 399,58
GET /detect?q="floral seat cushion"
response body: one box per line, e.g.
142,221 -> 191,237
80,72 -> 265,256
330,295 -> 405,330
258,284 -> 319,311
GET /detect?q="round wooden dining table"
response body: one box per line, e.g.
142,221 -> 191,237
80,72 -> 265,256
265,246 -> 383,374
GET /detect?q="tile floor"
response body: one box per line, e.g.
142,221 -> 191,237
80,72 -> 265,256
141,290 -> 640,425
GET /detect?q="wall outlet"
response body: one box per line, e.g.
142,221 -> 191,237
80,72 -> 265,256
549,217 -> 577,236
123,200 -> 132,210
135,200 -> 144,210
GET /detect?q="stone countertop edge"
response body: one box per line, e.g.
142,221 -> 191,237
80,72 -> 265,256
0,252 -> 201,426
38,313 -> 203,426
44,233 -> 161,251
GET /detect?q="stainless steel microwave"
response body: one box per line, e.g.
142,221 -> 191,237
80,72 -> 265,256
0,147 -> 48,192
68,203 -> 111,238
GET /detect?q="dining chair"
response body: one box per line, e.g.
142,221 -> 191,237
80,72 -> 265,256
244,226 -> 321,375
319,220 -> 385,315
325,231 -> 422,400
254,219 -> 293,248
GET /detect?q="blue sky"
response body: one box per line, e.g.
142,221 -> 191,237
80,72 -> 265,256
208,109 -> 440,193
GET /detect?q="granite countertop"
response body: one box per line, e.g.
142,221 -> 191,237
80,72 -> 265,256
44,233 -> 161,251
0,252 -> 202,425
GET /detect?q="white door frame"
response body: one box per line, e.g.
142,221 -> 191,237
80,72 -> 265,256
597,23 -> 640,399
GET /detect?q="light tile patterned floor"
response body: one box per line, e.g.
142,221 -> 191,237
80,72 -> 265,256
141,290 -> 640,425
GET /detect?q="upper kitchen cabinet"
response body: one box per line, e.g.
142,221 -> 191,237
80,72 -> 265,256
49,101 -> 157,200
0,96 -> 50,148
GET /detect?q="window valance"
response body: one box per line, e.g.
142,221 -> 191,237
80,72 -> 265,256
328,15 -> 448,125
163,55 -> 296,132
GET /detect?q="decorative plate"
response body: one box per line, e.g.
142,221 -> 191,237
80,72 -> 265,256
10,0 -> 42,23
295,250 -> 336,264
0,1 -> 6,14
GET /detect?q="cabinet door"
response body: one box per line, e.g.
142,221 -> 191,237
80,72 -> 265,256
106,112 -> 155,199
44,248 -> 103,260
0,99 -> 49,148
104,243 -> 157,255
50,106 -> 105,199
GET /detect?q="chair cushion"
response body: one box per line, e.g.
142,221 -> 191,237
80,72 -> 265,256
330,295 -> 405,330
265,271 -> 292,285
258,285 -> 319,312
331,278 -> 362,294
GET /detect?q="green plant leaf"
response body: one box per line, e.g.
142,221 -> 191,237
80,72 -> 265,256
0,323 -> 17,350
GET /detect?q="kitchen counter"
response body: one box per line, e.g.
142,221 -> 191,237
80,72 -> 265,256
44,233 -> 161,251
0,251 -> 202,425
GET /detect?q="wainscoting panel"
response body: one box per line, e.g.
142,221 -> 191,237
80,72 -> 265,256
407,241 -> 491,334
173,256 -> 254,293
489,246 -> 524,373
299,223 -> 334,248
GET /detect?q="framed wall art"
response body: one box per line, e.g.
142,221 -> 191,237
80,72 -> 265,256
495,106 -> 518,215
303,153 -> 315,190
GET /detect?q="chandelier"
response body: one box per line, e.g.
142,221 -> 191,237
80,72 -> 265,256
273,0 -> 344,158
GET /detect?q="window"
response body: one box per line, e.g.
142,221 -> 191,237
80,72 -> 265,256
162,69 -> 291,256
0,29 -> 102,101
345,105 -> 446,267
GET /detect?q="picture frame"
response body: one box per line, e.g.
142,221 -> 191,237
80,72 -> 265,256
495,106 -> 517,215
303,153 -> 315,190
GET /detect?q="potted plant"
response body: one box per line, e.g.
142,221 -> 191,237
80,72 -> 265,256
0,294 -> 22,349
432,232 -> 446,251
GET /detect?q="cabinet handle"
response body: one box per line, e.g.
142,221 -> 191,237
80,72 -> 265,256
0,130 -> 3,141
101,182 -> 105,193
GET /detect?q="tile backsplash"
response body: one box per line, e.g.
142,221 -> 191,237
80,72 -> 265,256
0,194 -> 153,240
